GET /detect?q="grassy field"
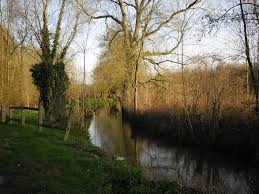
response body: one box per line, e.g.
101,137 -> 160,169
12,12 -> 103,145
0,111 -> 192,194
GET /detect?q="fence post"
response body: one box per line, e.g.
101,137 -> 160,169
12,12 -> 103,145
38,102 -> 44,132
21,108 -> 26,126
1,105 -> 6,123
9,108 -> 13,124
64,101 -> 75,142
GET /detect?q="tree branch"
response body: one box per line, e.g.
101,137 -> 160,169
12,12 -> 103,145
145,0 -> 199,37
77,0 -> 122,25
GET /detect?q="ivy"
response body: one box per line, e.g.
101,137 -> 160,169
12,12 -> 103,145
30,62 -> 69,117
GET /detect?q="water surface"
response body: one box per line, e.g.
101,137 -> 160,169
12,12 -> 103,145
88,107 -> 258,194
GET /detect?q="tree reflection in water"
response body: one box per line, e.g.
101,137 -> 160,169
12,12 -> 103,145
88,107 -> 257,194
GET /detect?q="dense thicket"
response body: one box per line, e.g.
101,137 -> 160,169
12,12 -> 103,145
0,26 -> 38,107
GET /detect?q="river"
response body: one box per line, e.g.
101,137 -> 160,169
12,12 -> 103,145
87,106 -> 258,194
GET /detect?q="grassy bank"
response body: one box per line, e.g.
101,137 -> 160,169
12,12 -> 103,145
0,113 -> 200,194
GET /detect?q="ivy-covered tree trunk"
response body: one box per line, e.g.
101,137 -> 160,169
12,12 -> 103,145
53,95 -> 67,121
27,0 -> 78,126
44,95 -> 66,123
30,62 -> 69,124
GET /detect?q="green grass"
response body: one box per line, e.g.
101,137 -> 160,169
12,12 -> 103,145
12,109 -> 39,125
0,115 -> 181,194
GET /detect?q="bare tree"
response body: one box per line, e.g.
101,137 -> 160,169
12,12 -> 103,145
239,0 -> 259,112
18,0 -> 81,123
78,0 -> 200,112
75,26 -> 92,128
205,0 -> 259,114
0,0 -> 31,121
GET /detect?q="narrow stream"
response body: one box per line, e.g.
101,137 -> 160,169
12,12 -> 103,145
88,106 -> 258,194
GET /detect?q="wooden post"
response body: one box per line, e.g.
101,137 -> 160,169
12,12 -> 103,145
21,108 -> 26,126
1,105 -> 6,123
9,108 -> 13,124
64,101 -> 75,142
38,102 -> 44,132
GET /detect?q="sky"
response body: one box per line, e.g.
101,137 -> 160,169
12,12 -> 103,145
72,20 -> 104,83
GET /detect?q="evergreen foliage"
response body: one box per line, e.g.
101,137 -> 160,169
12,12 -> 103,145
30,62 -> 69,121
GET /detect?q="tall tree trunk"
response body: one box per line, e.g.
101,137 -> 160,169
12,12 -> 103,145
20,46 -> 25,106
240,0 -> 259,113
44,89 -> 66,123
133,63 -> 138,112
0,27 -> 3,106
54,94 -> 66,121
181,37 -> 193,135
81,49 -> 86,128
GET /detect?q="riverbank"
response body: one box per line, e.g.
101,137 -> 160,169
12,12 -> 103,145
0,117 -> 202,193
123,109 -> 259,160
